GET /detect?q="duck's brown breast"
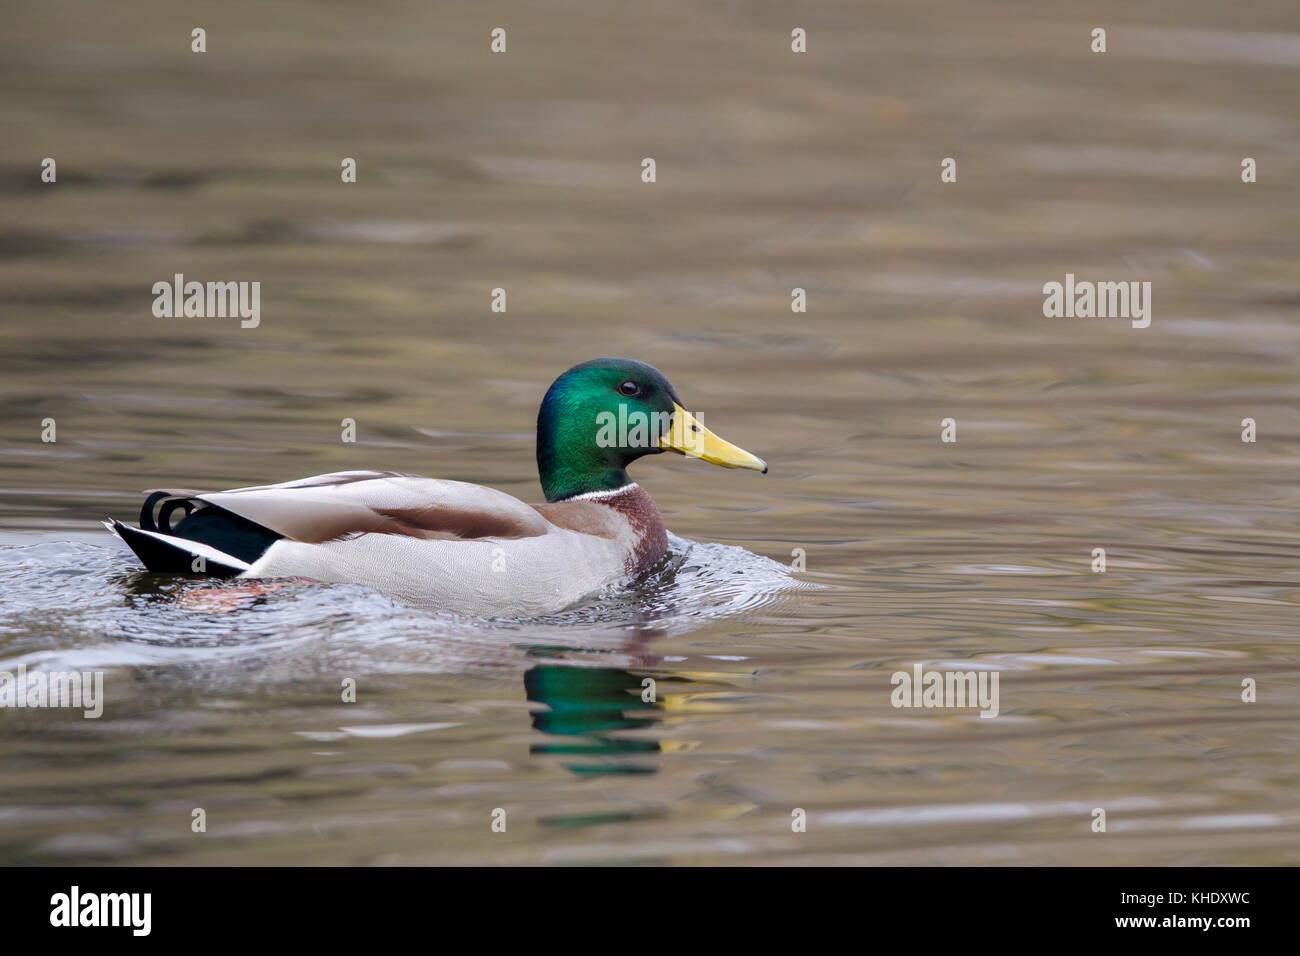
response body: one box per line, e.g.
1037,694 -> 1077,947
534,484 -> 668,576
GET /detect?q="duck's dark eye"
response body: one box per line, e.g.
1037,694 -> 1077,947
617,380 -> 641,397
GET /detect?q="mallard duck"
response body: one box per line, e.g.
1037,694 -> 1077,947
106,358 -> 767,615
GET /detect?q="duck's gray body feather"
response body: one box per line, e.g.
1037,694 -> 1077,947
250,524 -> 633,615
112,471 -> 667,616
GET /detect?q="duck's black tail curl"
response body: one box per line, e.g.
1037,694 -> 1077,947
108,491 -> 283,576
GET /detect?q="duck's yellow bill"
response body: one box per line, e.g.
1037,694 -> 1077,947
660,403 -> 768,473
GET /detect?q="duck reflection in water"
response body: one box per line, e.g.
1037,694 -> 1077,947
525,662 -> 665,775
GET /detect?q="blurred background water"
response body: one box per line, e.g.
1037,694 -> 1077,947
0,0 -> 1298,864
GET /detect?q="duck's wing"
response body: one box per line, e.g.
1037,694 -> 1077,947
111,470 -> 552,576
109,470 -> 645,615
197,470 -> 550,542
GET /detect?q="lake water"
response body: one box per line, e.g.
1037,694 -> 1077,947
1,0 -> 1298,864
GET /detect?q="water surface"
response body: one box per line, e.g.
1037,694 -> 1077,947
1,0 -> 1298,864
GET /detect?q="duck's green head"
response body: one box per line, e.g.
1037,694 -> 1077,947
536,357 -> 767,502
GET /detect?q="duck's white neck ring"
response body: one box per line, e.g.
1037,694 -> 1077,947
560,483 -> 640,502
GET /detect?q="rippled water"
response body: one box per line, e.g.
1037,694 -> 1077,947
0,533 -> 805,677
1,0 -> 1299,865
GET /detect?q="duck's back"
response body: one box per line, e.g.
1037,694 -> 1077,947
110,471 -> 668,615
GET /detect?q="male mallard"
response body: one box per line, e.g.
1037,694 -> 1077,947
106,358 -> 767,615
